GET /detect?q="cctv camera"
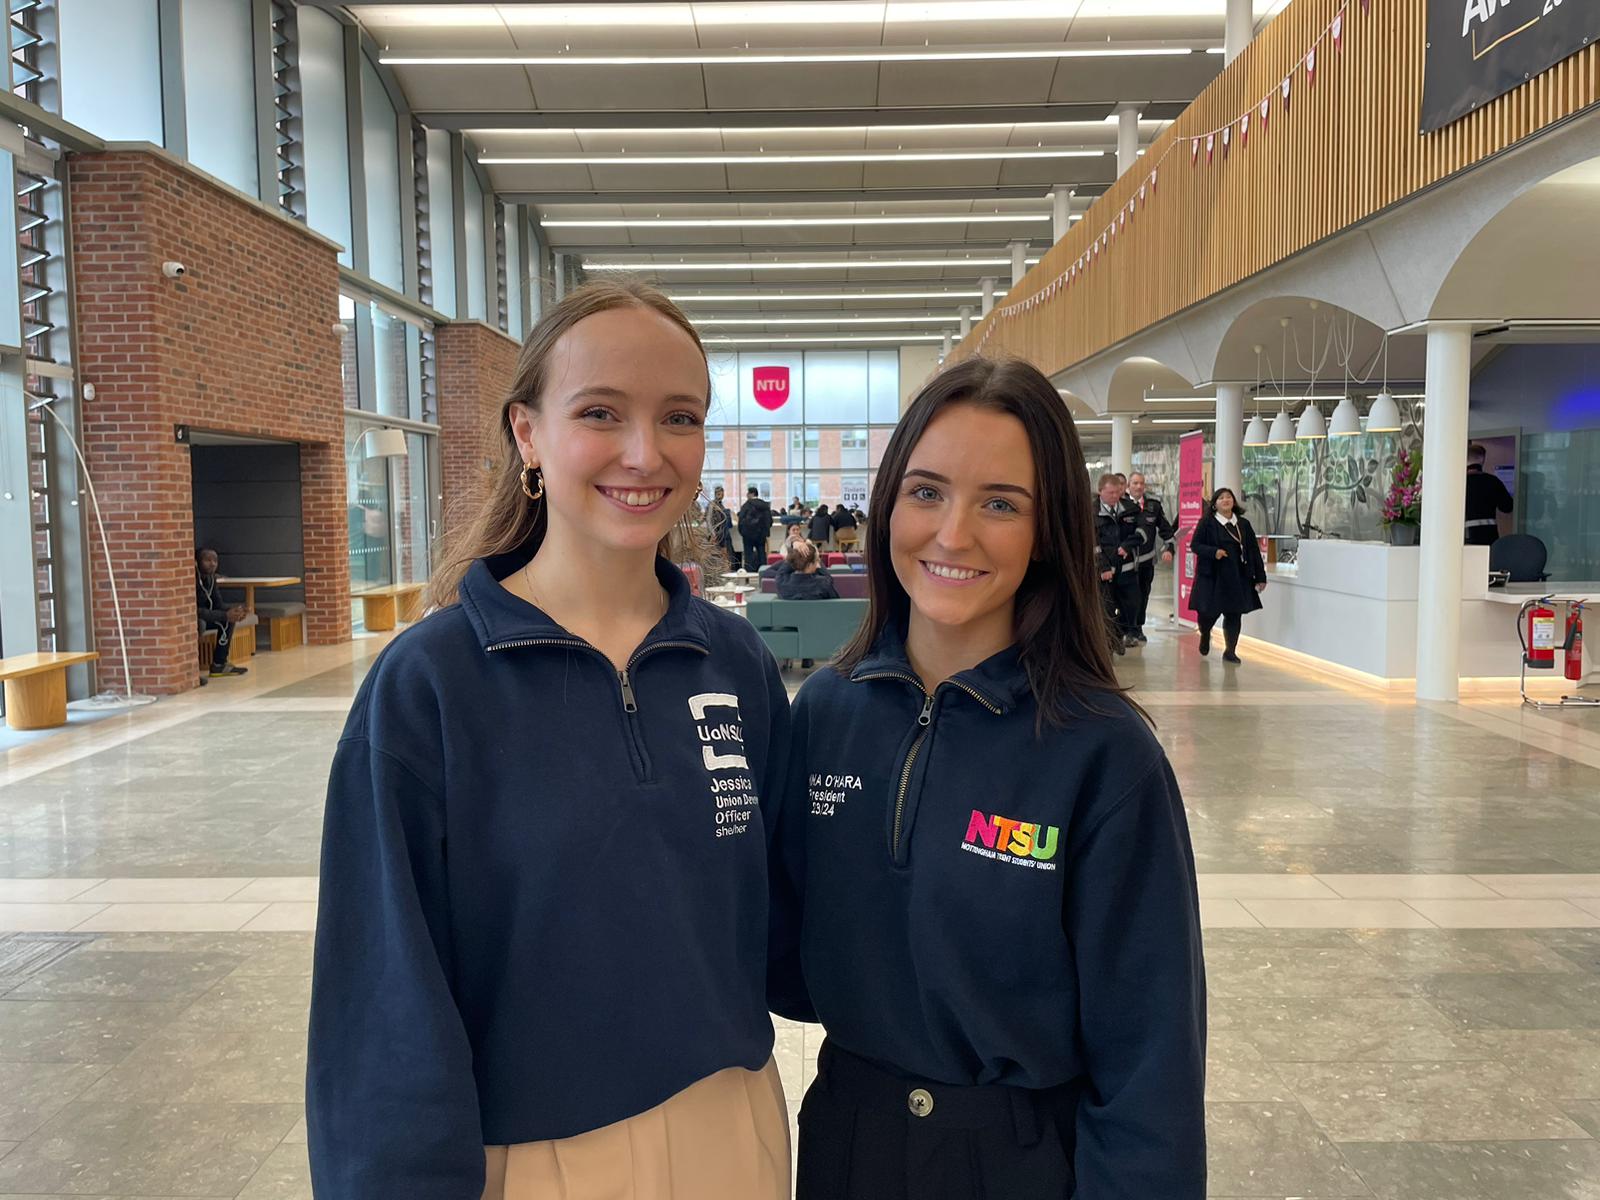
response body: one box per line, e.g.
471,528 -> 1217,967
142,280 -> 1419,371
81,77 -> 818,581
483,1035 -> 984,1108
161,261 -> 187,279
331,322 -> 347,336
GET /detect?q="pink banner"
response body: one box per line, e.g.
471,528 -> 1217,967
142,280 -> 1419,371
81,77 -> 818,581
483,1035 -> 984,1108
1176,431 -> 1206,624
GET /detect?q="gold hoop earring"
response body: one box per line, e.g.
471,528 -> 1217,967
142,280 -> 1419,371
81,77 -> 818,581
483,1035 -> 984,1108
520,464 -> 544,501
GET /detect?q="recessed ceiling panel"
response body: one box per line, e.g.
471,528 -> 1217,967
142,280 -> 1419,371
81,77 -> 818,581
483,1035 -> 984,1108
701,63 -> 882,109
525,65 -> 708,109
876,60 -> 1058,107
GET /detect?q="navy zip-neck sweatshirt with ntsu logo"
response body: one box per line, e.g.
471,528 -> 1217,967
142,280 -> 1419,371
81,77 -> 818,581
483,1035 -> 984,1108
306,552 -> 791,1198
777,624 -> 1206,1198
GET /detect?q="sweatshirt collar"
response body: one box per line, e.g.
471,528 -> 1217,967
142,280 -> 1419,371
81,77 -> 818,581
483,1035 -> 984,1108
849,620 -> 1026,714
458,548 -> 710,654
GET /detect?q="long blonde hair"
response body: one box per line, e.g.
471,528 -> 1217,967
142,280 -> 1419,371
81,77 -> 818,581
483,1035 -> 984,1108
426,279 -> 715,610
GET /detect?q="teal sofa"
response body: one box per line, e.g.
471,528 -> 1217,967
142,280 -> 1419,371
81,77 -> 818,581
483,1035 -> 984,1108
745,596 -> 868,664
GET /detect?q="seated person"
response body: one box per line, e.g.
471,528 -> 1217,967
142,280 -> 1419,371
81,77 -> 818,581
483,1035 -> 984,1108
196,547 -> 248,677
776,539 -> 839,601
785,523 -> 807,546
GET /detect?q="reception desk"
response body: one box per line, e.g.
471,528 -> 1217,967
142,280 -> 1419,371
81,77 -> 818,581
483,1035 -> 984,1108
1238,541 -> 1586,685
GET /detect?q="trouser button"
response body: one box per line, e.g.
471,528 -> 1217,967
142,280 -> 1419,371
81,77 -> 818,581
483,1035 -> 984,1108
907,1088 -> 934,1117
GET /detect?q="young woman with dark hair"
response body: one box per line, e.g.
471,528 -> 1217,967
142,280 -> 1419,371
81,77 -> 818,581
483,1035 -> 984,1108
774,356 -> 1206,1200
308,279 -> 792,1199
1188,486 -> 1268,664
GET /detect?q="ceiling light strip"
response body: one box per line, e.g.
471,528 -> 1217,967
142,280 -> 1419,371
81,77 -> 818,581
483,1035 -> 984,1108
702,333 -> 946,344
384,46 -> 1206,68
589,258 -> 1041,272
668,290 -> 1005,302
691,314 -> 959,326
483,148 -> 1103,166
541,214 -> 1052,228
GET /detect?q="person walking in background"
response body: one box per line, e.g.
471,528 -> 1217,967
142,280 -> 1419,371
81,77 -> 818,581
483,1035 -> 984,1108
776,356 -> 1206,1200
809,502 -> 833,548
707,484 -> 736,568
1126,472 -> 1177,643
1095,474 -> 1142,653
738,485 -> 774,572
195,547 -> 248,677
1465,442 -> 1513,545
1188,487 -> 1267,664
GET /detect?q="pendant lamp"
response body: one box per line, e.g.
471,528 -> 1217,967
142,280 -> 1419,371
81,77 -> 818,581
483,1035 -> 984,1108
1243,412 -> 1269,446
1296,399 -> 1327,440
1267,407 -> 1296,444
1366,390 -> 1402,432
1328,396 -> 1362,437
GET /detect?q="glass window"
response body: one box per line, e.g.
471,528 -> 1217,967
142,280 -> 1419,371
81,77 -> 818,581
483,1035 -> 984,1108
704,429 -> 725,471
425,129 -> 457,317
463,162 -> 487,321
869,350 -> 900,424
707,354 -> 739,426
371,304 -> 411,419
346,417 -> 392,600
338,294 -> 359,409
299,7 -> 353,266
744,428 -> 773,470
504,203 -> 523,336
182,0 -> 257,196
360,56 -> 404,291
60,0 -> 163,143
802,351 -> 870,425
745,476 -> 772,501
394,431 -> 432,584
1522,431 -> 1600,581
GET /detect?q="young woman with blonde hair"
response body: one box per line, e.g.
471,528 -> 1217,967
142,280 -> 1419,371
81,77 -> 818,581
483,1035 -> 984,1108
308,280 -> 792,1199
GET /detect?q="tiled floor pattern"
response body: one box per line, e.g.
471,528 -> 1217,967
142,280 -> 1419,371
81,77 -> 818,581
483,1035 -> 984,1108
1,615 -> 1599,1197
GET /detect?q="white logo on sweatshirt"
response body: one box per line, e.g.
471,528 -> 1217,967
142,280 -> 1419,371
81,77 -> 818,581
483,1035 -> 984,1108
689,692 -> 757,839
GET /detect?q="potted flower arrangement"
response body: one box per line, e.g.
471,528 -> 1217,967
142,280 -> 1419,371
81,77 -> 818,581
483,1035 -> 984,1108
1382,448 -> 1422,545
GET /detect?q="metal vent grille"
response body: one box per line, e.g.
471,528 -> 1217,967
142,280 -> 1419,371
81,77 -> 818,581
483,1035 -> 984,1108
270,0 -> 305,221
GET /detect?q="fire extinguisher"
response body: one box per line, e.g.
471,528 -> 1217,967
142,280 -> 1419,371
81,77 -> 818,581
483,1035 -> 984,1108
1524,601 -> 1557,669
1566,603 -> 1586,683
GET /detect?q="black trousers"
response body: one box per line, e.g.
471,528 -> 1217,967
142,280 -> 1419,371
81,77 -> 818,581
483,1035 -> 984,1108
1198,610 -> 1242,651
201,618 -> 234,667
797,1041 -> 1079,1200
1101,568 -> 1141,640
1135,559 -> 1157,631
742,537 -> 767,572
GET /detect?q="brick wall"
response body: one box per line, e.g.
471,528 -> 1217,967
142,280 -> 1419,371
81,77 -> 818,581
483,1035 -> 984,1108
70,149 -> 348,695
436,320 -> 523,537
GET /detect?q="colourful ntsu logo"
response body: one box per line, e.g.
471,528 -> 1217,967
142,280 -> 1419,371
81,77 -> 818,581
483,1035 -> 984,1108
964,810 -> 1060,861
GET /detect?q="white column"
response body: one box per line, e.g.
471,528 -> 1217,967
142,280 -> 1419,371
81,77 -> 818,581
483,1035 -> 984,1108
1009,240 -> 1027,286
940,332 -> 952,359
1415,322 -> 1473,703
1225,0 -> 1253,63
1051,187 -> 1072,242
959,306 -> 973,337
980,277 -> 995,317
1117,108 -> 1142,177
552,252 -> 567,301
1214,383 -> 1245,498
1111,413 -> 1134,477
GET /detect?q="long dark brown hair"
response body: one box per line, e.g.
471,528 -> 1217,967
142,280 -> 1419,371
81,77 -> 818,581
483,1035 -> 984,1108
426,278 -> 715,610
834,356 -> 1141,728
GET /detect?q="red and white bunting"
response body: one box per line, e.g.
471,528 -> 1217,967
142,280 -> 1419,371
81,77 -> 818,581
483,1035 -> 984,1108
1260,95 -> 1271,128
1306,45 -> 1317,86
1221,124 -> 1231,156
1240,111 -> 1251,146
1191,137 -> 1201,165
1281,74 -> 1292,110
1332,10 -> 1344,48
1205,132 -> 1215,163
1138,182 -> 1147,207
1150,168 -> 1158,191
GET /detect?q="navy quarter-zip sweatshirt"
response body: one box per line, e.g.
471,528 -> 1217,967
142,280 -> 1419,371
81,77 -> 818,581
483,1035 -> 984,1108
307,552 -> 790,1198
783,624 -> 1206,1198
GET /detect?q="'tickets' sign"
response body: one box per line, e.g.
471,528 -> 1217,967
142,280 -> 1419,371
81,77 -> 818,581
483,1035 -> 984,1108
751,365 -> 791,412
1421,0 -> 1599,132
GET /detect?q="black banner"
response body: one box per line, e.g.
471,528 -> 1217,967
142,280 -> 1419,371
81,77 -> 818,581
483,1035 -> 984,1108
1422,0 -> 1599,132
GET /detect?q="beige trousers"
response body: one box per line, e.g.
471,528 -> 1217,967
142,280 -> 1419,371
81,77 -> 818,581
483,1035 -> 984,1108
481,1060 -> 790,1200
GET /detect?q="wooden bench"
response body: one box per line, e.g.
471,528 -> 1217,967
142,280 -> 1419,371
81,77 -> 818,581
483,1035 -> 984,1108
0,651 -> 100,731
359,582 -> 425,631
255,602 -> 306,651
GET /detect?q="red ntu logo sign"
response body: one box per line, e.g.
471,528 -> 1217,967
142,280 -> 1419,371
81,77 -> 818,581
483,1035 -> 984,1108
752,365 -> 791,412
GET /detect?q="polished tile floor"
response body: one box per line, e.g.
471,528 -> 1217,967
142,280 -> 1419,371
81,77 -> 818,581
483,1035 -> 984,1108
2,607 -> 1600,1198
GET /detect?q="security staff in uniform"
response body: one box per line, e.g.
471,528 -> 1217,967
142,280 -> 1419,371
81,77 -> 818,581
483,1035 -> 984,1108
1124,472 -> 1176,644
1096,474 -> 1143,652
1464,443 -> 1513,545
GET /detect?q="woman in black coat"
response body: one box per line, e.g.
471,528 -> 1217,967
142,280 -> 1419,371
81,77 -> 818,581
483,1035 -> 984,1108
808,503 -> 833,546
1188,487 -> 1267,664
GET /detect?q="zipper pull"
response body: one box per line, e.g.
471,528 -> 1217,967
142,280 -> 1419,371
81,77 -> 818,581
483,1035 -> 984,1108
917,694 -> 934,726
619,670 -> 638,714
